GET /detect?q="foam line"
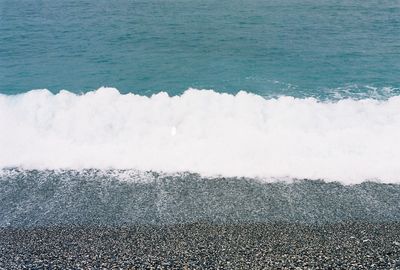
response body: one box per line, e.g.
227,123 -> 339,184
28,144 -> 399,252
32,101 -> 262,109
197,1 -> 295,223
1,87 -> 400,184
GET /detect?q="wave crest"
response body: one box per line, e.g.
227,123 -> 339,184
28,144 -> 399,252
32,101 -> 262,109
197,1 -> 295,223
1,87 -> 400,184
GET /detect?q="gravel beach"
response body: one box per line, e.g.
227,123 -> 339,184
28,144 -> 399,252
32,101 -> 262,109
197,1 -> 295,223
1,222 -> 400,269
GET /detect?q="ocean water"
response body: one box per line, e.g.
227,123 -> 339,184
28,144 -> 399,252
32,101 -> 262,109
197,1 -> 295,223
1,0 -> 400,225
1,0 -> 400,97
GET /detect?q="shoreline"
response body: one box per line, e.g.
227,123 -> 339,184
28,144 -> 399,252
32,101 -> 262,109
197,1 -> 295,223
2,174 -> 400,227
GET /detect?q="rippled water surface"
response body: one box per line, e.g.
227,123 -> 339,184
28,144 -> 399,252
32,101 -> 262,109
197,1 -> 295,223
1,0 -> 399,97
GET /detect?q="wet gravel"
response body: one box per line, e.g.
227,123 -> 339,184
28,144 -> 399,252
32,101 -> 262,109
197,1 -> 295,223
1,222 -> 400,269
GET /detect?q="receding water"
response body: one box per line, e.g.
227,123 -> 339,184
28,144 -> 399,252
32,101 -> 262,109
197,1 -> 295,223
1,169 -> 400,227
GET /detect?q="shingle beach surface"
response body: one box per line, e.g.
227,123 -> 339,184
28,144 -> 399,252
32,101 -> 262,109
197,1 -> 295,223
1,222 -> 400,269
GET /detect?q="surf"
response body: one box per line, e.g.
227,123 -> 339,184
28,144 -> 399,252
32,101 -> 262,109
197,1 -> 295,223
1,87 -> 400,184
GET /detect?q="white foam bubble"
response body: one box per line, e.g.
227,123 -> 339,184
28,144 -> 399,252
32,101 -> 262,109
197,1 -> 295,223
1,87 -> 400,184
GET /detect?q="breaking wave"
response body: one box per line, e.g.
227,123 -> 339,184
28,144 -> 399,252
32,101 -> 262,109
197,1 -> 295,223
1,87 -> 400,184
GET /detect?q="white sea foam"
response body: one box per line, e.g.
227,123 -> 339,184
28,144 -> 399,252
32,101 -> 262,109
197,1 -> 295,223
1,87 -> 400,184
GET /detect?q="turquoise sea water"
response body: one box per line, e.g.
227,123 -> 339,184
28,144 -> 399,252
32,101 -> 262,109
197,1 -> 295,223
1,0 -> 399,98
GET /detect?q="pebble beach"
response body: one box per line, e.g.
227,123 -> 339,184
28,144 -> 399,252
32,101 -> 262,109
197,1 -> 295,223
1,222 -> 400,269
2,0 -> 400,269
